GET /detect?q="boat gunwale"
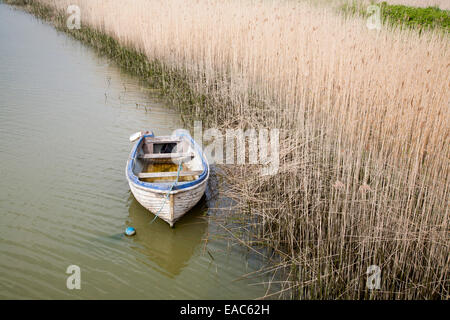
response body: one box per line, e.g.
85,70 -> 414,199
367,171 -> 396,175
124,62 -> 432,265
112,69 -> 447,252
128,170 -> 209,195
126,132 -> 209,192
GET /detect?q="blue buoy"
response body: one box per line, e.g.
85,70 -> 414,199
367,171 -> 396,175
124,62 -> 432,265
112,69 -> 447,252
125,227 -> 136,236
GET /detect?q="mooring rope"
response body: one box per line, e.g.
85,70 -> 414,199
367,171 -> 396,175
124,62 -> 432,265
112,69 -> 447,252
150,161 -> 183,224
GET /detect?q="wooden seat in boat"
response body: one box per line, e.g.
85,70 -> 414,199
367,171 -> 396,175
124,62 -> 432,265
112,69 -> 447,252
137,170 -> 203,179
138,152 -> 194,160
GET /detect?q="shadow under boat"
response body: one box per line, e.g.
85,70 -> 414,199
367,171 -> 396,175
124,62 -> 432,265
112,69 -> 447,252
126,193 -> 209,278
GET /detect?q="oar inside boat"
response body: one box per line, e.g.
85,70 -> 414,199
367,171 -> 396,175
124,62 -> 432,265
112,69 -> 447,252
129,130 -> 153,142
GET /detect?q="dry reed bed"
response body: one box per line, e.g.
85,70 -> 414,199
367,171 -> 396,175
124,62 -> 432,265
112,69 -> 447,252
35,0 -> 449,298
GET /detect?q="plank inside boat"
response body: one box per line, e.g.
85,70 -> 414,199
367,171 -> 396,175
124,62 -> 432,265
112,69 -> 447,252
140,163 -> 198,183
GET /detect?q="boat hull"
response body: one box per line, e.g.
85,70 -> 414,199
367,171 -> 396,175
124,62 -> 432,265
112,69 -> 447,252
127,176 -> 208,227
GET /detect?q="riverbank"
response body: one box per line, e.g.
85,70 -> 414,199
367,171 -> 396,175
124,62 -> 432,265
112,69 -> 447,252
2,0 -> 216,127
5,0 -> 449,299
341,0 -> 450,32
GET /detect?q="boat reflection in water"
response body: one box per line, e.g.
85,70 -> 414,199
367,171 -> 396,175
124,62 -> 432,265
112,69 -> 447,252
126,194 -> 209,278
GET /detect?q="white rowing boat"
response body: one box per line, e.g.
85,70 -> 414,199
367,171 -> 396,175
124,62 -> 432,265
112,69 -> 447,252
126,130 -> 209,227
